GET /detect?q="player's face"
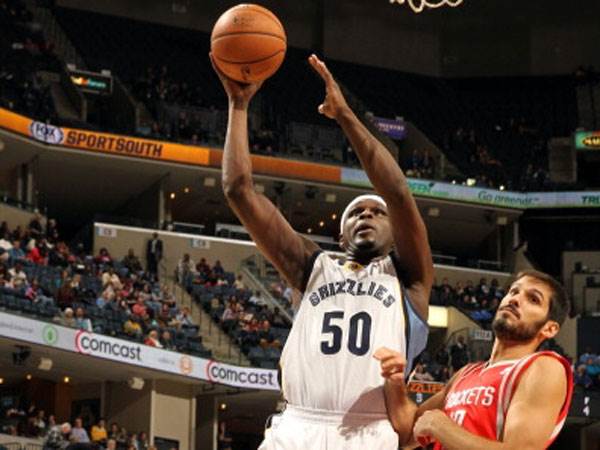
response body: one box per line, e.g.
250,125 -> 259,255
340,199 -> 393,257
492,276 -> 558,342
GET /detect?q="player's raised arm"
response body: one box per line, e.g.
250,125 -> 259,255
308,55 -> 433,319
212,55 -> 320,291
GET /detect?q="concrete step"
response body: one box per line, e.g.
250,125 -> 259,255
49,82 -> 80,121
169,279 -> 250,367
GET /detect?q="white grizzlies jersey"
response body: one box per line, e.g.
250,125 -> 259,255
280,251 -> 428,414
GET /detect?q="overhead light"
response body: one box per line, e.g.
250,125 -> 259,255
319,221 -> 325,227
169,193 -> 176,200
427,207 -> 440,217
38,357 -> 53,371
497,216 -> 508,226
307,228 -> 312,234
466,178 -> 476,187
63,376 -> 70,384
325,193 -> 336,203
255,184 -> 265,194
183,187 -> 190,193
0,378 -> 3,384
331,213 -> 337,220
26,374 -> 32,380
204,177 -> 216,187
499,185 -> 505,191
128,377 -> 144,390
220,403 -> 227,411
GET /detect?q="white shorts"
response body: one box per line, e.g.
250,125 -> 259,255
258,405 -> 399,450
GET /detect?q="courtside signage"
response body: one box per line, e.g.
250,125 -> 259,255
0,311 -> 279,391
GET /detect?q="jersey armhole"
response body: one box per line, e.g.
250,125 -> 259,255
300,250 -> 322,293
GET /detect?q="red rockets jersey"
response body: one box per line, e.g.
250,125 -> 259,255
433,351 -> 573,449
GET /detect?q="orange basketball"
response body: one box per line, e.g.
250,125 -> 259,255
211,4 -> 286,84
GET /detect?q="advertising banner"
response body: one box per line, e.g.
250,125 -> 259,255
371,116 -> 406,140
574,131 -> 600,151
341,168 -> 600,209
0,311 -> 279,391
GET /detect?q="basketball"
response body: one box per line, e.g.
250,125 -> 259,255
210,4 -> 286,84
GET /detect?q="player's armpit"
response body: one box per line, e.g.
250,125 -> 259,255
500,356 -> 568,450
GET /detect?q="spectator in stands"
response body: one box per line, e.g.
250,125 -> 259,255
160,330 -> 176,350
44,422 -> 71,450
436,366 -> 451,383
8,261 -> 27,288
196,258 -> 210,277
108,423 -> 119,441
449,335 -> 470,373
213,260 -> 224,277
271,307 -> 288,328
124,316 -> 142,338
232,274 -> 245,290
412,363 -> 435,382
144,329 -> 163,348
145,232 -> 163,280
584,357 -> 600,386
176,307 -> 196,330
54,307 -> 74,327
122,248 -> 143,273
132,295 -> 148,317
575,364 -> 593,389
90,418 -> 107,445
218,422 -> 233,450
96,290 -> 111,309
137,432 -> 149,450
96,248 -> 113,266
221,299 -> 239,333
176,253 -> 195,283
70,418 -> 90,443
74,308 -> 92,331
27,240 -> 47,265
106,439 -> 117,450
258,320 -> 280,349
56,278 -> 75,309
28,213 -> 44,239
31,409 -> 47,437
249,291 -> 266,306
0,263 -> 10,287
46,219 -> 59,243
8,239 -> 26,263
102,267 -> 122,290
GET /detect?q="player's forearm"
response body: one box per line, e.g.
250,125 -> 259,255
222,102 -> 254,199
431,419 -> 506,450
336,107 -> 410,206
383,381 -> 418,445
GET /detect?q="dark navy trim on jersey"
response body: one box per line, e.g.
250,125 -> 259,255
402,285 -> 429,378
301,250 -> 323,292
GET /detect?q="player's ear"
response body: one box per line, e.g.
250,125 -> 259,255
540,320 -> 560,340
338,233 -> 346,251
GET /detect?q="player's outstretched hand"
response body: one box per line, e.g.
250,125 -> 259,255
308,54 -> 350,120
210,52 -> 263,108
373,347 -> 406,386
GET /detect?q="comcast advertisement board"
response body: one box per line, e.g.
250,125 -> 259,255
0,311 -> 279,392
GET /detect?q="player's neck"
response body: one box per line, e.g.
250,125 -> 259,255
489,338 -> 541,364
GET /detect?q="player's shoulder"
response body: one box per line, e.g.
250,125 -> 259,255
517,352 -> 569,392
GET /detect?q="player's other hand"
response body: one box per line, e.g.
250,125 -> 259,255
413,410 -> 448,447
210,52 -> 263,108
308,54 -> 350,120
373,347 -> 406,386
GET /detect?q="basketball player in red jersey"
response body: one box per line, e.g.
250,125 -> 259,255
375,269 -> 573,449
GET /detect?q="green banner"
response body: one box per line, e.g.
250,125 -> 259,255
575,131 -> 600,150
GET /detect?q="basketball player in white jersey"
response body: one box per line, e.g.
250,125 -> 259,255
212,53 -> 433,449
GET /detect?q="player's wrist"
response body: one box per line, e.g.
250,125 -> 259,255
229,97 -> 249,111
